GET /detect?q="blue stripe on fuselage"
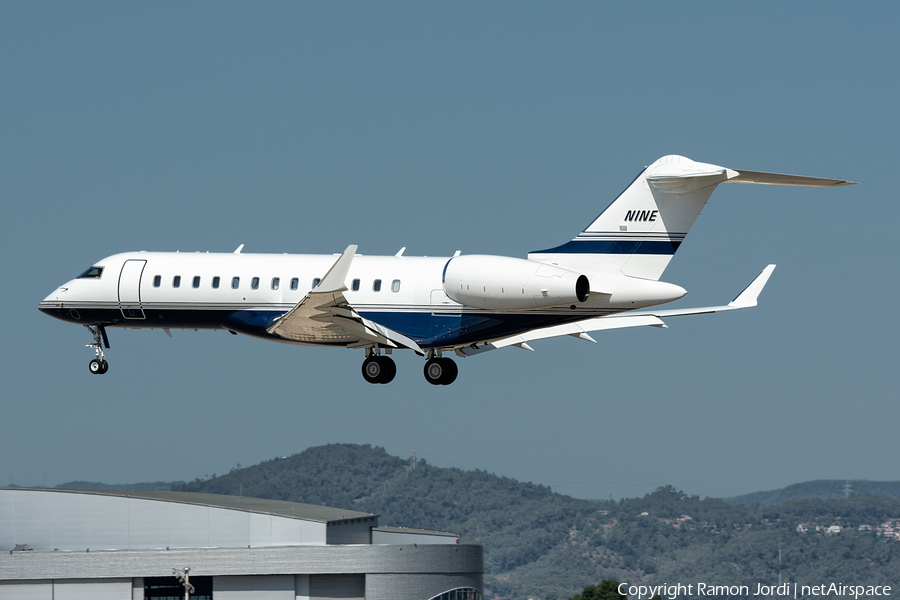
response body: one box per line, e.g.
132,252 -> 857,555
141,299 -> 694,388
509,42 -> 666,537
530,239 -> 681,255
357,311 -> 584,347
41,304 -> 587,349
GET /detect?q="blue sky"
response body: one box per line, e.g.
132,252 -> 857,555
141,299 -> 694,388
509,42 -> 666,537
2,2 -> 896,499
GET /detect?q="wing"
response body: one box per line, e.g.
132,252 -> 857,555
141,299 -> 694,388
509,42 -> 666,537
459,265 -> 775,356
266,246 -> 425,355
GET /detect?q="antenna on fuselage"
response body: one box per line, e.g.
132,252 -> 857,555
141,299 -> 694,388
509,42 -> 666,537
234,244 -> 244,254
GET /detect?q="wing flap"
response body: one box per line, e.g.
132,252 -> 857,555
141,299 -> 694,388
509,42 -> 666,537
265,245 -> 424,355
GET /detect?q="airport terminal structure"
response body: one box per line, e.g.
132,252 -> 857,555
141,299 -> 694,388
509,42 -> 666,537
0,488 -> 483,600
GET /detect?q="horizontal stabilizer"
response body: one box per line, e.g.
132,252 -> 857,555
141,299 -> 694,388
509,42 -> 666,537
726,170 -> 857,187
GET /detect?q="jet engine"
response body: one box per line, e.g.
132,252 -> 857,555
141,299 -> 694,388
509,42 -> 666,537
442,255 -> 590,310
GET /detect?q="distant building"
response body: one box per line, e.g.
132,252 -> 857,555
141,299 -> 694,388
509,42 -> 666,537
0,488 -> 482,600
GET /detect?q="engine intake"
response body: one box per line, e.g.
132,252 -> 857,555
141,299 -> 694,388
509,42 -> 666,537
442,255 -> 589,310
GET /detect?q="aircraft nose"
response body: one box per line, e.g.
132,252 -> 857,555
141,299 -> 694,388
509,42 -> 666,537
41,285 -> 68,303
38,285 -> 70,319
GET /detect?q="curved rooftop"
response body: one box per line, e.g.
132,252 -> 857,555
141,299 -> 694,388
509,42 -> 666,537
0,487 -> 378,551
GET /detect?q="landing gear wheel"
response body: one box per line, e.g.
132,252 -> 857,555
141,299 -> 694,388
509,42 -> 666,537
424,357 -> 458,385
85,325 -> 110,375
362,356 -> 383,384
362,356 -> 397,384
424,358 -> 444,385
379,356 -> 396,384
439,357 -> 457,385
424,357 -> 457,385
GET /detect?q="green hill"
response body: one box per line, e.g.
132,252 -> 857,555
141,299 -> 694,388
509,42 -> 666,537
170,444 -> 900,600
56,480 -> 180,491
725,480 -> 900,506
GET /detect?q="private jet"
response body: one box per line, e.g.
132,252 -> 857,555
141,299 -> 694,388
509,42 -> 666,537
39,155 -> 855,384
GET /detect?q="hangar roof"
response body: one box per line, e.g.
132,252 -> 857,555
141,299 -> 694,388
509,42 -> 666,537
3,487 -> 377,524
373,526 -> 458,537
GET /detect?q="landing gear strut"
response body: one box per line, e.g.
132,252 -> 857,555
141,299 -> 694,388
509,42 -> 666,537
86,325 -> 110,375
361,352 -> 396,384
423,354 -> 457,386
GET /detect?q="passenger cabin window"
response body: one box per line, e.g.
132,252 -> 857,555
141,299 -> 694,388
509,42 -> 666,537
251,277 -> 259,290
153,275 -> 161,287
192,276 -> 201,288
373,279 -> 382,292
391,279 -> 401,293
271,277 -> 280,290
290,278 -> 299,291
173,276 -> 181,288
212,276 -> 220,289
352,279 -> 360,291
312,278 -> 321,289
77,266 -> 103,279
232,277 -> 240,289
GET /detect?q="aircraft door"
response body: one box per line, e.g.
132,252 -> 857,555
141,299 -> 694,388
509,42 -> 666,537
118,259 -> 147,320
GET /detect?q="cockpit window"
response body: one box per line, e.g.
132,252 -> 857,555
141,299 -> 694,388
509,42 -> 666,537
77,266 -> 103,279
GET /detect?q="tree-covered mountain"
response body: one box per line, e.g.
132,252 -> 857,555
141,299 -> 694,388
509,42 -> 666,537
170,444 -> 900,600
56,480 -> 180,491
725,480 -> 900,506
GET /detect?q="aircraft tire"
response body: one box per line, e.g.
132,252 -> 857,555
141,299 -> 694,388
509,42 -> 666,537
423,358 -> 444,385
439,357 -> 457,385
89,359 -> 104,375
362,356 -> 383,384
99,360 -> 109,374
379,356 -> 396,384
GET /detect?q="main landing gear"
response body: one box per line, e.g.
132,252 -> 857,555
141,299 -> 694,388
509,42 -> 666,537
362,353 -> 396,384
423,355 -> 457,386
359,349 -> 459,385
86,325 -> 110,375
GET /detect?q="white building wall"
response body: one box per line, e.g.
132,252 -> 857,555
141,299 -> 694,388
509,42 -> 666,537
53,579 -> 131,600
0,579 -> 132,600
0,581 -> 52,599
0,490 -> 326,551
215,575 -> 296,600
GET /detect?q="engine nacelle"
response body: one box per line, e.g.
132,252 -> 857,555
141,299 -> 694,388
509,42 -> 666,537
442,255 -> 590,310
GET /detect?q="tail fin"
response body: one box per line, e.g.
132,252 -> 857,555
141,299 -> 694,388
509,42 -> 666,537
529,155 -> 856,281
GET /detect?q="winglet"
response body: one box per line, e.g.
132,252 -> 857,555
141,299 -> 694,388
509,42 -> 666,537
234,244 -> 244,254
728,264 -> 776,308
315,245 -> 357,293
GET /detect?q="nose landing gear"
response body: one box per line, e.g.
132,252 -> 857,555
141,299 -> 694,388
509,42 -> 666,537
86,325 -> 110,375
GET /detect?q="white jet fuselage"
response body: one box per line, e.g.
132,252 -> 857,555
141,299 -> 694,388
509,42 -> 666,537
39,250 -> 686,349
